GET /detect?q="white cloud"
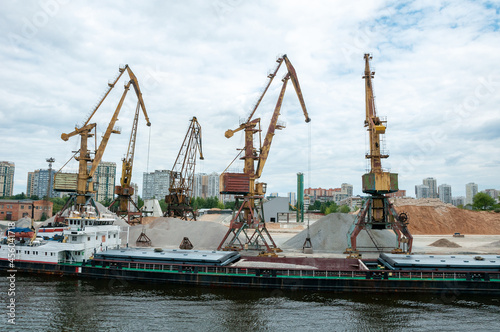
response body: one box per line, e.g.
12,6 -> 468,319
1,0 -> 499,199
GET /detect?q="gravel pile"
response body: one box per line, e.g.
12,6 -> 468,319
122,217 -> 230,250
282,213 -> 397,252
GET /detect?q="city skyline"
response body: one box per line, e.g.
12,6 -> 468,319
2,161 -> 499,202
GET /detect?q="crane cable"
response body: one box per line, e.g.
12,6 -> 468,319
146,125 -> 151,173
307,120 -> 311,231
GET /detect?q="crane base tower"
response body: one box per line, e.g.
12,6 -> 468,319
217,195 -> 282,253
344,194 -> 412,258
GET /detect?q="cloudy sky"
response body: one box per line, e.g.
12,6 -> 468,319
1,0 -> 499,198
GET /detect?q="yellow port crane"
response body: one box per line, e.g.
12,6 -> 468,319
164,117 -> 204,220
55,65 -> 150,221
344,54 -> 412,258
109,88 -> 151,225
218,54 -> 310,253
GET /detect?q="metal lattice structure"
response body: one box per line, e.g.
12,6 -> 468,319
164,117 -> 203,220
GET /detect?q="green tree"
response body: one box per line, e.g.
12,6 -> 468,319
14,192 -> 27,200
473,192 -> 496,210
137,195 -> 144,209
224,201 -> 236,210
99,197 -> 112,207
50,197 -> 68,214
339,205 -> 351,213
159,199 -> 167,213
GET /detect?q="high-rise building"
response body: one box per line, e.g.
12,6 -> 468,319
130,182 -> 139,212
341,183 -> 353,197
422,177 -> 437,198
483,189 -> 499,203
142,170 -> 171,200
288,192 -> 296,206
193,172 -> 220,199
415,184 -> 430,198
452,196 -> 465,207
0,161 -> 15,197
26,169 -> 58,199
438,184 -> 452,204
93,162 -> 116,202
465,182 -> 478,206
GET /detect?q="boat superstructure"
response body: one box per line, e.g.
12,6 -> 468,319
0,205 -> 121,265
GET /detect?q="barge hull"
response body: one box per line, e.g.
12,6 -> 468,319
1,260 -> 499,295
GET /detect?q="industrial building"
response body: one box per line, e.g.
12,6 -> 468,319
0,161 -> 15,197
0,199 -> 52,221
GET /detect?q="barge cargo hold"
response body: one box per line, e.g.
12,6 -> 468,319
1,252 -> 499,295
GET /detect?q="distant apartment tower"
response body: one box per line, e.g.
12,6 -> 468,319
385,190 -> 406,198
130,182 -> 139,212
452,196 -> 465,207
305,184 -> 353,203
422,177 -> 437,198
415,184 -> 430,198
0,161 -> 15,197
288,192 -> 296,206
341,183 -> 353,197
483,189 -> 499,203
142,170 -> 171,200
27,169 -> 58,199
93,162 -> 116,202
465,182 -> 478,205
438,184 -> 452,204
193,172 -> 220,199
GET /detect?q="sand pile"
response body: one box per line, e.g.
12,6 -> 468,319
123,217 -> 229,250
429,238 -> 461,248
281,213 -> 397,252
392,198 -> 500,235
485,240 -> 500,248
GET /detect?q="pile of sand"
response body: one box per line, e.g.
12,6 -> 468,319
392,198 -> 500,235
281,213 -> 398,252
485,240 -> 500,248
123,217 -> 229,250
429,238 -> 461,248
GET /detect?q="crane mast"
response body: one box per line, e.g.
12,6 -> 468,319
55,65 -> 149,221
218,55 -> 310,253
345,54 -> 413,258
164,117 -> 203,220
109,97 -> 150,224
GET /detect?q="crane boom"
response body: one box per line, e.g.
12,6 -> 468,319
363,53 -> 387,173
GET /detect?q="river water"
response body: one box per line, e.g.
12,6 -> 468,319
1,274 -> 499,331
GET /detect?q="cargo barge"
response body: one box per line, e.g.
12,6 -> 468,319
1,209 -> 499,295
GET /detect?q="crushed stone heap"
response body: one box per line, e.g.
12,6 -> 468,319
122,217 -> 229,250
282,213 -> 398,252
